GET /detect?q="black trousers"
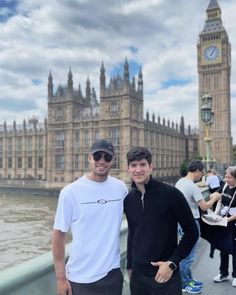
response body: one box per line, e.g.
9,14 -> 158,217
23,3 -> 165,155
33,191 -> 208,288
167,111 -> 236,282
69,268 -> 123,295
130,270 -> 182,295
220,251 -> 236,278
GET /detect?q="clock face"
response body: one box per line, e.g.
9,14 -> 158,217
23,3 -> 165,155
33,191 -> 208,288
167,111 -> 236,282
204,45 -> 220,61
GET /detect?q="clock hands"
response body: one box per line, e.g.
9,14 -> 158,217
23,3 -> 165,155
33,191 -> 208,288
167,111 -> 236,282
210,46 -> 216,57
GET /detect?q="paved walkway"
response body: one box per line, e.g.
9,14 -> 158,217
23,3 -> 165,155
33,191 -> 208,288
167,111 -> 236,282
192,239 -> 235,294
123,238 -> 235,294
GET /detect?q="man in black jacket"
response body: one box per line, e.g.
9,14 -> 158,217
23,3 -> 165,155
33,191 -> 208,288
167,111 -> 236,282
124,146 -> 199,295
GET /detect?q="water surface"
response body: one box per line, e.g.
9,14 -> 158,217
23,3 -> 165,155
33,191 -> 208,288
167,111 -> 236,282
0,193 -> 58,271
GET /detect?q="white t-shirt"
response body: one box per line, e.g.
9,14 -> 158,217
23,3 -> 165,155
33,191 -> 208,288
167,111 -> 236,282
175,177 -> 203,219
206,175 -> 220,189
53,175 -> 128,283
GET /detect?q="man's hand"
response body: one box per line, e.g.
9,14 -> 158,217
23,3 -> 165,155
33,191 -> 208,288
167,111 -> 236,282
56,277 -> 72,295
210,192 -> 221,201
151,261 -> 173,283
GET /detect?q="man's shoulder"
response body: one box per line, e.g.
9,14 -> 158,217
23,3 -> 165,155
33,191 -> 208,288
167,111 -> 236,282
151,178 -> 180,194
60,176 -> 84,193
108,175 -> 125,184
108,176 -> 128,190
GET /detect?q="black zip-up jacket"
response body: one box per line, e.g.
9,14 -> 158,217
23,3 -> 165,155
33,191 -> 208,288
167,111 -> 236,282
124,177 -> 199,277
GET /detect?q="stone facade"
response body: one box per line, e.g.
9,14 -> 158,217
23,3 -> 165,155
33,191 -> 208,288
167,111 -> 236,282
197,0 -> 233,166
0,60 -> 198,184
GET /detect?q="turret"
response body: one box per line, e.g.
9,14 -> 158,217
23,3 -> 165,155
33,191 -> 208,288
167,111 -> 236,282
86,77 -> 91,103
3,121 -> 7,133
180,115 -> 185,135
78,83 -> 82,98
100,61 -> 106,96
67,67 -> 73,98
48,71 -> 53,99
13,120 -> 16,132
23,119 -> 26,131
123,58 -> 129,90
138,66 -> 143,98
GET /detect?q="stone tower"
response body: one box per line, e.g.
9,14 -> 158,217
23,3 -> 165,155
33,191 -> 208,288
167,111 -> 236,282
197,0 -> 233,166
99,59 -> 144,179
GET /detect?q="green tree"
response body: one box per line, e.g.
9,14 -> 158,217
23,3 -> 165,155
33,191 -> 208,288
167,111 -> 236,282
233,145 -> 236,163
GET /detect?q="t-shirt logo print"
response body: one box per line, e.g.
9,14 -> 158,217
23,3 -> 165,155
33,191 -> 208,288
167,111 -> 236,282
80,198 -> 121,205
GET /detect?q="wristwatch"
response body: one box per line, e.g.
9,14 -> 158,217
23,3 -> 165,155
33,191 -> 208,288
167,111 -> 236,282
168,261 -> 177,271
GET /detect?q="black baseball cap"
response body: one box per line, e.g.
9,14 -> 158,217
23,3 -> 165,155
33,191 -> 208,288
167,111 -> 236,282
91,139 -> 114,156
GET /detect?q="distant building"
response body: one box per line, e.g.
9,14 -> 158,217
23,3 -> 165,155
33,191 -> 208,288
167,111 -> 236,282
0,60 -> 198,184
1,0 -> 232,185
198,0 -> 233,166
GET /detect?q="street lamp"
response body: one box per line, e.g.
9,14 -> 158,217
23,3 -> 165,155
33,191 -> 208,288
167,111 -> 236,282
201,94 -> 215,170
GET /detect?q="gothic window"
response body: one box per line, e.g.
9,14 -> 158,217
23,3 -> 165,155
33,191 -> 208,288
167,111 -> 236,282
108,127 -> 120,145
83,130 -> 89,146
17,137 -> 22,151
17,157 -> 22,168
8,138 -> 12,153
38,156 -> 43,168
28,157 -> 32,168
55,106 -> 64,121
55,131 -> 64,148
110,101 -> 118,114
84,154 -> 89,169
0,157 -> 2,168
37,136 -> 43,150
132,128 -> 138,146
74,154 -> 80,169
0,138 -> 2,152
94,129 -> 99,141
113,153 -> 120,170
27,136 -> 33,151
55,155 -> 64,169
74,130 -> 80,147
8,157 -> 12,168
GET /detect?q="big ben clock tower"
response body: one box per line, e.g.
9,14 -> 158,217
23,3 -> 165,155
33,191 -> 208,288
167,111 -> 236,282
198,0 -> 233,166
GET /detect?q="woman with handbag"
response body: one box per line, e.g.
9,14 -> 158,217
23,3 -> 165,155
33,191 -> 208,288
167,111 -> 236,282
213,166 -> 236,288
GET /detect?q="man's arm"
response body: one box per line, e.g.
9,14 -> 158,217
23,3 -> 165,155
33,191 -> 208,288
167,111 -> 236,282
197,192 -> 221,211
170,190 -> 199,264
52,229 -> 72,295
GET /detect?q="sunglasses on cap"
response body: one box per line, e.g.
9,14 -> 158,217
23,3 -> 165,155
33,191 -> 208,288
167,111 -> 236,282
92,151 -> 113,162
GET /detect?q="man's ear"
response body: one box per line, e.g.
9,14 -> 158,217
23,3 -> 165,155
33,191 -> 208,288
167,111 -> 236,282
88,153 -> 93,162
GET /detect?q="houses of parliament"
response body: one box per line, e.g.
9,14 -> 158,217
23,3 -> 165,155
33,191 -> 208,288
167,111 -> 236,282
0,0 -> 233,185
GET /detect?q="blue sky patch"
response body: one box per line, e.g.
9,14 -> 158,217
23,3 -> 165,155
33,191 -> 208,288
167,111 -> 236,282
31,79 -> 43,86
0,0 -> 18,22
128,46 -> 138,54
109,59 -> 141,79
161,79 -> 191,89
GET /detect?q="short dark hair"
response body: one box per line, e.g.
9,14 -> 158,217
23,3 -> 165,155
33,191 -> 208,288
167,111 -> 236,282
127,146 -> 152,166
187,160 -> 205,172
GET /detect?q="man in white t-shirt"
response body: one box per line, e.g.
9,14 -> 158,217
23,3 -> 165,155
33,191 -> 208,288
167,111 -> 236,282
52,139 -> 128,295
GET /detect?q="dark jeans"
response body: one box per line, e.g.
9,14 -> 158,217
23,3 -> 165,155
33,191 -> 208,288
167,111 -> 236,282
220,251 -> 236,278
69,268 -> 123,295
130,270 -> 182,295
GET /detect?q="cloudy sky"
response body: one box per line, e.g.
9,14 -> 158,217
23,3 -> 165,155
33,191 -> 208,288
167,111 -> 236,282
0,0 -> 236,143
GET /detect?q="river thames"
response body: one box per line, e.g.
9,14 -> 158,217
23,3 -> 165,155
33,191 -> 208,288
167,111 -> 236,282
0,193 -> 59,271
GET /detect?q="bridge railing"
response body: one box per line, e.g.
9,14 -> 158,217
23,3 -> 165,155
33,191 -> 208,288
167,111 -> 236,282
0,220 -> 129,295
0,186 -> 209,295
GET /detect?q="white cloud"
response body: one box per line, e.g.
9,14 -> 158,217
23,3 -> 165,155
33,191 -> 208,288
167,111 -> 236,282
0,0 -> 235,145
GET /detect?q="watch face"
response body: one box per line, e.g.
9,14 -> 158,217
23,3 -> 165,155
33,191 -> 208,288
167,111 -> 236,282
204,45 -> 220,61
168,262 -> 177,271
